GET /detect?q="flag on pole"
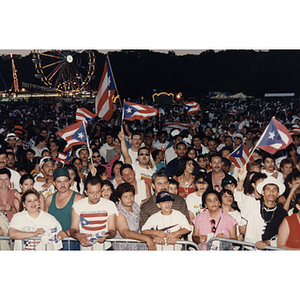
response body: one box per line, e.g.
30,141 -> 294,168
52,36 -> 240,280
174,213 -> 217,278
122,101 -> 158,121
183,101 -> 200,114
76,107 -> 97,126
229,144 -> 253,168
164,122 -> 191,130
95,57 -> 116,121
57,121 -> 88,152
255,117 -> 293,154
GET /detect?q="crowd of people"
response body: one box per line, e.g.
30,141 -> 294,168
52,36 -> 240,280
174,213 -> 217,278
0,96 -> 300,251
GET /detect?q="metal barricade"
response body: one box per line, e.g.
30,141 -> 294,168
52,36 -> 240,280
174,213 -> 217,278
0,236 -> 200,251
205,237 -> 283,251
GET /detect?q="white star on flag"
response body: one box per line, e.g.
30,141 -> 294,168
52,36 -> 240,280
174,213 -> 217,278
268,131 -> 275,140
126,107 -> 132,113
78,132 -> 84,139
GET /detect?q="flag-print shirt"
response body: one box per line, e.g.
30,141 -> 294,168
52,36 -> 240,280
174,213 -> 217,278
72,197 -> 118,250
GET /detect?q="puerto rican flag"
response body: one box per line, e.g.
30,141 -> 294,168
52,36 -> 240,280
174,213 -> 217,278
256,117 -> 293,154
95,57 -> 116,121
54,150 -> 71,164
76,107 -> 97,126
183,101 -> 200,114
229,144 -> 253,168
57,121 -> 88,152
122,101 -> 158,120
164,122 -> 191,130
80,212 -> 108,231
289,127 -> 300,136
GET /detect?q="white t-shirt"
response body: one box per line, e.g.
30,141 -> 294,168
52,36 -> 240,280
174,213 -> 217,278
227,210 -> 247,236
152,141 -> 170,151
8,168 -> 21,192
72,197 -> 118,250
134,179 -> 148,207
165,147 -> 176,165
100,143 -> 114,162
9,210 -> 63,251
261,169 -> 284,183
142,209 -> 191,250
186,192 -> 204,219
132,160 -> 156,188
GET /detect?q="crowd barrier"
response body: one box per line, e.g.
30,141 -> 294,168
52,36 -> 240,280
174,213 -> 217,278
205,237 -> 283,251
0,236 -> 200,251
0,236 -> 283,251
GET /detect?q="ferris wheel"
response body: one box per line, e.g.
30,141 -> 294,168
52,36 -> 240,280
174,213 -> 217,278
32,50 -> 96,95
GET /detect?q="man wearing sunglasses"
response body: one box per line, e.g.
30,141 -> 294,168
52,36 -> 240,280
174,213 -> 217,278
118,127 -> 156,188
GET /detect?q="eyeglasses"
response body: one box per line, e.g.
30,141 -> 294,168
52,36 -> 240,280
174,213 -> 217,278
139,153 -> 150,156
93,155 -> 100,158
210,219 -> 216,233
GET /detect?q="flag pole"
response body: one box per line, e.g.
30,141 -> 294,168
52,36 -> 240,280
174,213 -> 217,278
107,54 -> 122,110
245,116 -> 275,164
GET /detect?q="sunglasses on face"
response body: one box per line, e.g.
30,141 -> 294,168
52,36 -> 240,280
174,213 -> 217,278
93,155 -> 100,158
139,153 -> 150,156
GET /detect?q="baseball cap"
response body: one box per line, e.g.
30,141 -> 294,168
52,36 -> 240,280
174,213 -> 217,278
53,167 -> 70,180
171,129 -> 181,137
39,157 -> 54,169
156,191 -> 174,203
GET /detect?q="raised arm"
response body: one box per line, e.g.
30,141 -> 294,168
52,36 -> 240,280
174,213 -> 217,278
118,126 -> 132,164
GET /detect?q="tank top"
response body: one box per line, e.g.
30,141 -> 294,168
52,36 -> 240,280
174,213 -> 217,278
48,191 -> 76,231
286,213 -> 300,248
0,189 -> 16,222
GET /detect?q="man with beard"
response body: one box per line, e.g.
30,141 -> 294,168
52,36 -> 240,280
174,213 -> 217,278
46,168 -> 84,250
139,170 -> 189,229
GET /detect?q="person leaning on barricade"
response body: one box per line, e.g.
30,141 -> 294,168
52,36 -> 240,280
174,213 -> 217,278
70,176 -> 118,250
8,189 -> 63,251
192,190 -> 237,250
112,183 -> 156,251
235,165 -> 288,250
141,191 -> 191,250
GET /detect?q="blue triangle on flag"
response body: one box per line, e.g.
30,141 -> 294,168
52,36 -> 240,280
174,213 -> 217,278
258,119 -> 282,146
123,102 -> 140,119
80,215 -> 90,227
71,122 -> 87,143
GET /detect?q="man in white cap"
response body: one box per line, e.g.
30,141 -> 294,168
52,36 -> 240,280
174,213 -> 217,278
33,157 -> 55,198
164,129 -> 182,164
235,165 -> 287,250
75,146 -> 92,176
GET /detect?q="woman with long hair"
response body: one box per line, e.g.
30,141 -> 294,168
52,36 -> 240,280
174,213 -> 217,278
173,157 -> 196,200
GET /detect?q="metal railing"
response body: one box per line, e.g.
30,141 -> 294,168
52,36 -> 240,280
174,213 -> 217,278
205,237 -> 283,251
0,236 -> 200,251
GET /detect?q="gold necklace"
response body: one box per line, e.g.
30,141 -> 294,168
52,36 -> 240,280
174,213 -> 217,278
261,204 -> 276,223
